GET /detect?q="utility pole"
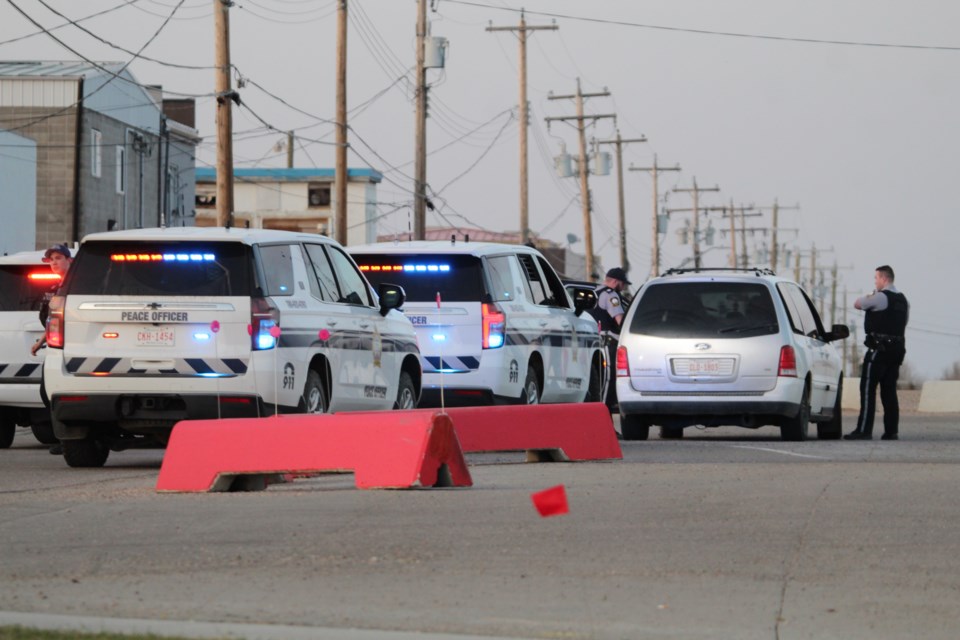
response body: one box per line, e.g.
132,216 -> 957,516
486,13 -> 557,245
673,177 -> 720,270
597,130 -> 646,272
213,0 -> 235,227
286,131 -> 294,169
413,0 -> 428,240
545,79 -> 615,279
334,0 -> 348,244
629,154 -> 680,277
753,200 -> 799,270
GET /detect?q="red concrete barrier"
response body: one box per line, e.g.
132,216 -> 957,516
443,402 -> 621,462
156,411 -> 472,492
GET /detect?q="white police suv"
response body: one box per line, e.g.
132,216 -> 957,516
349,240 -> 606,406
0,250 -> 58,447
616,267 -> 848,441
43,227 -> 421,467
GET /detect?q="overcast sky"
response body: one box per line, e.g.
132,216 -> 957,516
1,0 -> 958,380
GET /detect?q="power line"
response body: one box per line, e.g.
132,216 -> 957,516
0,0 -> 141,47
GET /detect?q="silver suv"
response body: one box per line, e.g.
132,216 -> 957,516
616,268 -> 848,441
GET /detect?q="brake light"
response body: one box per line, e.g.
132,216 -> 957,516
251,297 -> 280,350
778,345 -> 798,377
481,302 -> 505,349
28,271 -> 61,283
616,346 -> 629,377
45,295 -> 65,349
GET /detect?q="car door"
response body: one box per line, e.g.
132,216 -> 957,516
778,282 -> 836,413
534,255 -> 590,402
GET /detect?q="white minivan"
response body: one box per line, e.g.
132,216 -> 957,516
349,240 -> 606,406
44,227 -> 422,467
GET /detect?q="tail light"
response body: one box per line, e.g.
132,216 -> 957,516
616,346 -> 629,377
778,345 -> 797,377
45,295 -> 65,349
481,302 -> 505,349
251,297 -> 280,350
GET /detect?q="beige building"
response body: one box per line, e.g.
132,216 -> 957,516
194,168 -> 382,246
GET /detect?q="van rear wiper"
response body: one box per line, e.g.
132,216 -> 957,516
718,323 -> 777,334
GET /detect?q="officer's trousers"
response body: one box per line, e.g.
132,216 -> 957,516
855,348 -> 900,437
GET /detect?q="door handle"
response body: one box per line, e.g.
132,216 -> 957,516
359,323 -> 370,329
538,321 -> 549,327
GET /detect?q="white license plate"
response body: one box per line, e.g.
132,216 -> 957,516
673,358 -> 733,376
136,328 -> 175,347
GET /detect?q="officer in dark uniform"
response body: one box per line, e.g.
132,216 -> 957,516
594,267 -> 631,411
845,265 -> 909,441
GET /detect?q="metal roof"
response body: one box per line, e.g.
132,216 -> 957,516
195,167 -> 383,183
0,60 -> 125,78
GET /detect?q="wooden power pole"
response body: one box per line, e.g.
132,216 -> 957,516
214,0 -> 235,227
630,154 -> 680,277
334,0 -> 348,244
413,0 -> 428,240
486,13 -> 557,245
597,130 -> 646,272
673,177 -> 720,270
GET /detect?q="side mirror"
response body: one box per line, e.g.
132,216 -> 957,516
824,323 -> 850,342
571,288 -> 598,317
377,283 -> 406,317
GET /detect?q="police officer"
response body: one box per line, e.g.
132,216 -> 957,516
31,244 -> 72,454
845,265 -> 909,441
595,267 -> 631,410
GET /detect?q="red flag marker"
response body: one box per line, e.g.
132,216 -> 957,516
210,320 -> 220,333
269,325 -> 281,339
318,329 -> 330,341
436,291 -> 441,309
531,484 -> 569,517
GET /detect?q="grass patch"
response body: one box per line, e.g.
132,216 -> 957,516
0,627 -> 209,640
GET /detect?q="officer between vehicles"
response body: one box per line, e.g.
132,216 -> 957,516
845,264 -> 909,441
31,244 -> 71,455
595,267 -> 631,411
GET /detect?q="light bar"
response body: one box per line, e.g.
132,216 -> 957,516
358,264 -> 450,273
27,272 -> 62,282
111,253 -> 216,262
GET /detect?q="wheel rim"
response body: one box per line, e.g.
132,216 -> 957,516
397,386 -> 416,409
525,379 -> 539,404
306,387 -> 324,413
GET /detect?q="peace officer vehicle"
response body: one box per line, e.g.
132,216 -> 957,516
349,240 -> 606,406
0,250 -> 58,447
616,267 -> 848,441
43,227 -> 421,467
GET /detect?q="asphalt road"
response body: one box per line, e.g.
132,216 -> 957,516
2,414 -> 960,640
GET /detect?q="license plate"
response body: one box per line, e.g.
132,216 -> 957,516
688,359 -> 721,374
672,358 -> 733,376
136,328 -> 175,347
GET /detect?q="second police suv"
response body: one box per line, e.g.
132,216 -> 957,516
349,238 -> 608,406
43,227 -> 421,468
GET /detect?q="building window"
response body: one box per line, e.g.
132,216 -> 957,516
308,184 -> 331,208
91,129 -> 102,178
116,146 -> 125,194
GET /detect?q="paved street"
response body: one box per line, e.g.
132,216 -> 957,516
2,414 -> 960,640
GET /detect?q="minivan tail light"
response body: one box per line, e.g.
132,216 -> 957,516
45,295 -> 65,349
778,345 -> 798,377
251,297 -> 280,350
616,346 -> 629,377
481,302 -> 505,349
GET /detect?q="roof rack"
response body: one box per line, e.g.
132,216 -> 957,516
661,267 -> 776,277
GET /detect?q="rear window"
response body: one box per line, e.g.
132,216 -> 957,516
352,253 -> 485,302
66,241 -> 253,297
0,265 -> 52,312
629,281 -> 778,338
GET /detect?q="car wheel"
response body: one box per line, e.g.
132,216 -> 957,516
521,365 -> 540,405
781,380 -> 811,442
817,377 -> 844,440
30,421 -> 59,445
0,410 -> 14,449
62,438 -> 110,468
302,370 -> 329,414
394,371 -> 417,410
621,415 -> 649,441
660,426 -> 684,439
583,355 -> 604,402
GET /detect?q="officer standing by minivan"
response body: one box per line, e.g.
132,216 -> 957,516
595,267 -> 631,411
845,265 -> 909,441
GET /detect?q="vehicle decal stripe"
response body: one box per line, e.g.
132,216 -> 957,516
185,358 -> 214,375
65,356 -> 249,377
14,364 -> 40,377
0,363 -> 42,380
94,358 -> 121,374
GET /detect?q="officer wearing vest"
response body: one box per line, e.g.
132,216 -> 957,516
595,267 -> 631,411
845,265 -> 909,441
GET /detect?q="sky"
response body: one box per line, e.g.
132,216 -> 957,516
1,0 -> 958,380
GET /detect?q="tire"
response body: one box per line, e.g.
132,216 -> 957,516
621,415 -> 649,441
394,371 -> 417,410
583,355 -> 604,403
31,421 -> 59,445
520,365 -> 540,405
781,380 -> 811,442
62,438 -> 110,468
660,426 -> 684,439
817,377 -> 844,440
302,369 -> 329,414
0,410 -> 14,449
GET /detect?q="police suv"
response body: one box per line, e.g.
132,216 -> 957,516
0,250 -> 58,447
349,240 -> 606,406
44,227 -> 421,467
